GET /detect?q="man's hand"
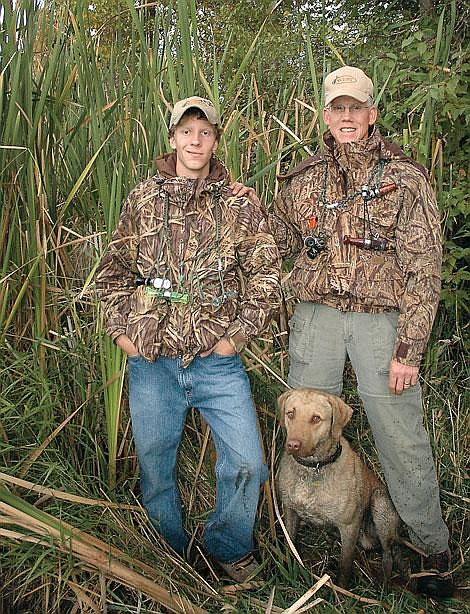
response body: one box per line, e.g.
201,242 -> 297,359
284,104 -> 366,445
116,334 -> 140,357
200,338 -> 236,358
229,181 -> 260,206
388,358 -> 419,395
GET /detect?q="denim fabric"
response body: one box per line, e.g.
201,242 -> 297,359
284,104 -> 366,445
287,302 -> 449,554
127,352 -> 267,563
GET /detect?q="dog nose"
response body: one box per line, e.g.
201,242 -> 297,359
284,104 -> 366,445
287,439 -> 301,454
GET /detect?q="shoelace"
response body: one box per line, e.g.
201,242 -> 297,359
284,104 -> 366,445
233,554 -> 256,569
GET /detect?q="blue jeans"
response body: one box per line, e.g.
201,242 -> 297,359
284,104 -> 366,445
127,352 -> 267,563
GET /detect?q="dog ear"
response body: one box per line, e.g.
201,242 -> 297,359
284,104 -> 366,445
278,389 -> 294,427
330,395 -> 353,440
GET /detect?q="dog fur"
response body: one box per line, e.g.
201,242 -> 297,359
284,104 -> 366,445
277,387 -> 405,589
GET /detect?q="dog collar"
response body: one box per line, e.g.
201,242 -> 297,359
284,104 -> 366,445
294,442 -> 342,472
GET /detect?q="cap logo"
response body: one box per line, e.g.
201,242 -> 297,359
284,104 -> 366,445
333,76 -> 356,84
182,98 -> 214,109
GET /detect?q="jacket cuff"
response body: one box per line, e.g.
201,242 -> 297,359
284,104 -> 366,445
108,327 -> 127,342
393,339 -> 423,367
224,328 -> 248,353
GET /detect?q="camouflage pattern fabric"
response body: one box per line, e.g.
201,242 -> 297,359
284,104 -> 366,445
269,128 -> 442,366
96,153 -> 281,367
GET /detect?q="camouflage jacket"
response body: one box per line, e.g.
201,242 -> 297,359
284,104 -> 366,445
96,153 -> 281,367
270,128 -> 442,366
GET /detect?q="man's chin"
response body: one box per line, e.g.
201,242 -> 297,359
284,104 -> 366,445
336,132 -> 358,143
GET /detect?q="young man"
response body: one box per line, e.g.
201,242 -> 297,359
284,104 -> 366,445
268,67 -> 453,597
96,96 -> 281,582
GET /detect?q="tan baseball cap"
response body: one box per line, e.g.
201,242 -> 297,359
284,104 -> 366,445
324,66 -> 374,106
169,96 -> 221,129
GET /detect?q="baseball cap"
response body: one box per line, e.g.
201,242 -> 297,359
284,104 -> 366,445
169,96 -> 221,130
324,66 -> 374,106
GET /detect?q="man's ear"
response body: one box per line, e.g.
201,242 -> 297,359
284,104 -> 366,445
278,390 -> 294,427
368,106 -> 378,126
169,135 -> 176,150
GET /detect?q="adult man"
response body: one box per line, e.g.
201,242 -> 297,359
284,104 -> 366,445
269,67 -> 453,597
96,96 -> 281,582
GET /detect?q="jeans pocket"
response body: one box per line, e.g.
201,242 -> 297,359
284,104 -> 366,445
288,302 -> 316,364
371,311 -> 399,375
210,351 -> 238,361
127,354 -> 145,370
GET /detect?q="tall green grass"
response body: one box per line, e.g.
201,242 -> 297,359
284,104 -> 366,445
0,0 -> 468,612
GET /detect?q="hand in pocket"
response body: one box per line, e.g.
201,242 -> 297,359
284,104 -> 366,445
116,334 -> 139,357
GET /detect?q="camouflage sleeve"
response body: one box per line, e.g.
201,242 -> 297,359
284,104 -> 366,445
268,180 -> 304,258
224,200 -> 281,349
95,196 -> 139,341
393,172 -> 442,366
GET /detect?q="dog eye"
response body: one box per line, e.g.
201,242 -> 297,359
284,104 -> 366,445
286,410 -> 294,419
311,415 -> 321,424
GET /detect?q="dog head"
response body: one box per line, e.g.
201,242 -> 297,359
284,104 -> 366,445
278,388 -> 353,457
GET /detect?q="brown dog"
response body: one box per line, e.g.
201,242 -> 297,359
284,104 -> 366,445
277,388 -> 405,589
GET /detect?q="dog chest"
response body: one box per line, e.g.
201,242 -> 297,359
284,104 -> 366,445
278,454 -> 363,527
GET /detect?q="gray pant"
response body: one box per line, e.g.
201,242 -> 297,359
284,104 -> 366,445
287,302 -> 449,554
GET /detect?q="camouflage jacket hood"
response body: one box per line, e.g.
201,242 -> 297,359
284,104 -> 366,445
270,128 -> 442,366
96,153 -> 281,366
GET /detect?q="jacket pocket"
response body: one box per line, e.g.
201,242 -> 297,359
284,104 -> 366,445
130,286 -> 163,316
355,193 -> 399,238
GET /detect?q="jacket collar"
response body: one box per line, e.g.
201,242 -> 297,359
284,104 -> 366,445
153,152 -> 230,202
324,126 -> 383,171
278,127 -> 428,182
155,152 -> 229,183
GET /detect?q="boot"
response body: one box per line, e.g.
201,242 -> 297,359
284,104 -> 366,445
416,549 -> 454,598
